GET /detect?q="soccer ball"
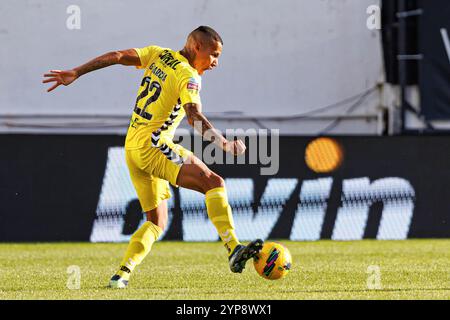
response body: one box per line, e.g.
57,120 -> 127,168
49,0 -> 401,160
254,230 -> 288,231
253,242 -> 292,280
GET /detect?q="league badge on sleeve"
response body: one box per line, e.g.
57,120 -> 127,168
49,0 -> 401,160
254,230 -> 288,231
187,77 -> 201,92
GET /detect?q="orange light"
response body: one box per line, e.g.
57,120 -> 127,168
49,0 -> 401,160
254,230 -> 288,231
305,137 -> 343,173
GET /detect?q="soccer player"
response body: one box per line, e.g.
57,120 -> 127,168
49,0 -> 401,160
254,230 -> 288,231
43,26 -> 263,288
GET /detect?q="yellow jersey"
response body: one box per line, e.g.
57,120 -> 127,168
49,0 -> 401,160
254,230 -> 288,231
125,45 -> 202,150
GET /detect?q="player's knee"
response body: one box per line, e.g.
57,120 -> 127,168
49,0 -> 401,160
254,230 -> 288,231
146,215 -> 167,232
153,218 -> 167,231
145,208 -> 168,232
205,173 -> 225,191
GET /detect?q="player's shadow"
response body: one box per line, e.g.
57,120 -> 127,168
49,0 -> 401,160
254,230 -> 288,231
122,199 -> 143,235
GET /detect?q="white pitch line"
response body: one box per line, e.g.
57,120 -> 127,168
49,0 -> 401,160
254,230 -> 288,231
440,28 -> 450,64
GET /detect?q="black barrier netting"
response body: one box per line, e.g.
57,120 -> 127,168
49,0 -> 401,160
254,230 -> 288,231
1,135 -> 449,242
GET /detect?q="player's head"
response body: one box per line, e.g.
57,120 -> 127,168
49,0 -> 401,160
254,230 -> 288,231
185,26 -> 223,75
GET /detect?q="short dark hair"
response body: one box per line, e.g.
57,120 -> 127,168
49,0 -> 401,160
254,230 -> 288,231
190,26 -> 223,45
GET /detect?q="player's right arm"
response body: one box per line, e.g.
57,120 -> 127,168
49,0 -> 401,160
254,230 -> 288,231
184,102 -> 246,156
42,49 -> 141,92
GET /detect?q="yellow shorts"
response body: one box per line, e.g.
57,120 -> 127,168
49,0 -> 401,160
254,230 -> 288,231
125,141 -> 192,212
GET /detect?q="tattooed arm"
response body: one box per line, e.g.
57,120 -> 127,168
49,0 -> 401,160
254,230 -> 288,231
183,103 -> 246,155
43,49 -> 141,92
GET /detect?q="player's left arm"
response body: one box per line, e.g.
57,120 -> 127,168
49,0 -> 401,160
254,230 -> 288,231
42,49 -> 141,92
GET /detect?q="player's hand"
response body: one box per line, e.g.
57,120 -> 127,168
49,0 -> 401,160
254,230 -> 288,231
224,139 -> 246,156
42,69 -> 78,92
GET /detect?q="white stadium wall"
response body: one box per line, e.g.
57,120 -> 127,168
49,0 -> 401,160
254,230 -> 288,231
0,0 -> 383,134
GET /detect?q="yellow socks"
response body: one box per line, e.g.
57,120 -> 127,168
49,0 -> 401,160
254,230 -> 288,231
116,187 -> 239,281
205,187 -> 241,255
117,221 -> 162,279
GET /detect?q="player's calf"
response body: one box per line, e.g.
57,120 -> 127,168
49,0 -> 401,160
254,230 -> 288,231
177,155 -> 261,272
109,200 -> 168,289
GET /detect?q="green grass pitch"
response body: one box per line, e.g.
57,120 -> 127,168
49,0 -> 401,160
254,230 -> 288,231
0,240 -> 449,300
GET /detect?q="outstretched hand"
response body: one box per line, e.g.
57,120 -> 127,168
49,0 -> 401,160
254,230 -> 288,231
42,69 -> 78,92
